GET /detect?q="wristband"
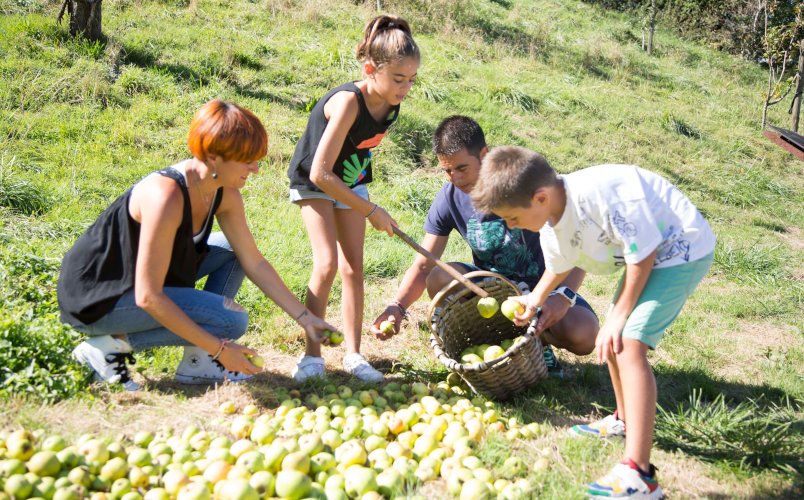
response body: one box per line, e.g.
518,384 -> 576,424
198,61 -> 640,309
295,309 -> 309,322
388,300 -> 409,318
211,339 -> 231,361
365,204 -> 378,218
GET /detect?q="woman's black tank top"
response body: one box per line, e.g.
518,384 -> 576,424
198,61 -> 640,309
57,167 -> 222,326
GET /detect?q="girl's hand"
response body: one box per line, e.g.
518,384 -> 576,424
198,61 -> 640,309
299,313 -> 338,346
367,205 -> 396,237
507,294 -> 537,327
216,342 -> 261,375
595,316 -> 627,363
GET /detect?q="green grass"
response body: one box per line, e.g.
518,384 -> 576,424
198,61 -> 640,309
1,0 -> 803,497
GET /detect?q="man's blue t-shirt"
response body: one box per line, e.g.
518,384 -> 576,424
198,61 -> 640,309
424,183 -> 545,287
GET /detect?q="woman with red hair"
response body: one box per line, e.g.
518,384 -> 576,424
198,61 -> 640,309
58,99 -> 335,390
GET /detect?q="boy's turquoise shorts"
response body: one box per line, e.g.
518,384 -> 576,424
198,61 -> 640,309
614,252 -> 714,349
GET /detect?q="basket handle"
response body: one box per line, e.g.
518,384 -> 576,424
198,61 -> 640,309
393,226 -> 489,299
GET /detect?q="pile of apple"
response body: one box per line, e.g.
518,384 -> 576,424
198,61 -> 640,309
0,381 -> 553,500
457,337 -> 528,365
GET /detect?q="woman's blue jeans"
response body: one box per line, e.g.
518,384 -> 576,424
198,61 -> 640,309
74,232 -> 249,350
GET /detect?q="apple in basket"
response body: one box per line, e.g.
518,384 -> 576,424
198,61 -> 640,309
476,297 -> 499,318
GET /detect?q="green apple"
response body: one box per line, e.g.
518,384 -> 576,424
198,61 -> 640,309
343,465 -> 378,498
27,451 -> 61,477
219,401 -> 237,415
499,483 -> 525,499
376,468 -> 403,497
461,478 -> 491,500
67,466 -> 92,488
230,416 -> 254,440
54,484 -> 85,500
235,451 -> 265,472
460,353 -> 483,365
274,470 -> 311,500
162,469 -> 190,496
5,437 -> 34,461
476,297 -> 499,318
247,355 -> 265,368
143,488 -> 170,500
281,451 -> 310,475
322,330 -> 344,345
216,479 -> 258,500
32,476 -> 57,499
248,470 -> 275,497
483,345 -> 506,362
41,435 -> 67,453
110,477 -> 132,498
4,474 -> 32,499
176,481 -> 211,500
78,439 -> 109,464
379,320 -> 395,335
500,299 -> 525,322
100,456 -> 129,481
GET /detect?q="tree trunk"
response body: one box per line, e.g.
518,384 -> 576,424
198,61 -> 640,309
791,40 -> 803,132
648,0 -> 656,55
69,0 -> 103,41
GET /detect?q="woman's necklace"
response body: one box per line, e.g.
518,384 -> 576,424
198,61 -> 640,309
191,165 -> 211,207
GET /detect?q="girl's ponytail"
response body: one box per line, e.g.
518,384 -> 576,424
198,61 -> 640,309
355,15 -> 419,69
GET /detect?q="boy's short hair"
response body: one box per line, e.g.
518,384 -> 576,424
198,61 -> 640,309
432,115 -> 486,158
471,146 -> 557,212
188,99 -> 268,163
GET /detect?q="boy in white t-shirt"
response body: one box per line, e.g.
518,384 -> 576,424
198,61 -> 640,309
471,146 -> 715,500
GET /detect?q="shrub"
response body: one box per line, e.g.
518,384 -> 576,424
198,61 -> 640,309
0,248 -> 88,401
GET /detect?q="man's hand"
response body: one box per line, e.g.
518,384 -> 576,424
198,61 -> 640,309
371,304 -> 405,340
534,294 -> 572,334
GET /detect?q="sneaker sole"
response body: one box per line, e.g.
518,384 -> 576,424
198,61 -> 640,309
569,427 -> 625,439
174,374 -> 250,385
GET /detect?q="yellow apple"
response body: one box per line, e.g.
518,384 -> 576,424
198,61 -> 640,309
476,297 -> 499,318
500,299 -> 525,322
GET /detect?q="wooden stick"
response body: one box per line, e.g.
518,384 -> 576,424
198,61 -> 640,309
392,226 -> 489,298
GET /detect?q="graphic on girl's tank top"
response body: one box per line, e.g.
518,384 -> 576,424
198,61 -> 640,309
342,150 -> 372,187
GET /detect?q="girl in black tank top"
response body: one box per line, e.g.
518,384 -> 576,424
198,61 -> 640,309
286,15 -> 421,383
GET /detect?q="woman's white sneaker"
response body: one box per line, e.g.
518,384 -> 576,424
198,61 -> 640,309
72,336 -> 141,391
174,346 -> 252,384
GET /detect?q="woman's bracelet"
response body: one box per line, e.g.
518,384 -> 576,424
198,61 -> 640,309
365,204 -> 378,218
295,309 -> 309,322
211,339 -> 231,361
388,300 -> 408,318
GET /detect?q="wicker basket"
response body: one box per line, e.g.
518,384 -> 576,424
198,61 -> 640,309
428,271 -> 547,400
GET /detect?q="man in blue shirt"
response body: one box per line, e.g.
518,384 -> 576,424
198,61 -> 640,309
371,116 -> 599,375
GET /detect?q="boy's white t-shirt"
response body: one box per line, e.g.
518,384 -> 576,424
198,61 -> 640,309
540,164 -> 716,275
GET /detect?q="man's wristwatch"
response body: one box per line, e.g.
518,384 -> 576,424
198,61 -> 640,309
550,286 -> 577,307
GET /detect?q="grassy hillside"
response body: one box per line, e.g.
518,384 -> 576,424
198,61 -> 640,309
0,0 -> 802,498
